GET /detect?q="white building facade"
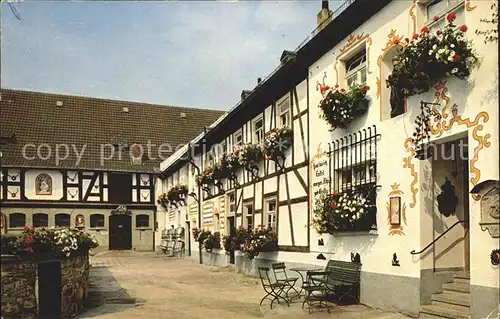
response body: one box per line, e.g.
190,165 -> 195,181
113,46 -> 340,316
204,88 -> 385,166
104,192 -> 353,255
157,0 -> 499,317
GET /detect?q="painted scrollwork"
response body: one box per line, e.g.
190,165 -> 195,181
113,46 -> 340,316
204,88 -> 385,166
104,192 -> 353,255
386,183 -> 408,235
465,0 -> 476,11
403,81 -> 491,207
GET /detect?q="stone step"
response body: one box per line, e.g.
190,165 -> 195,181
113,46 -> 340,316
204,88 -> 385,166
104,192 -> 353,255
419,313 -> 451,318
432,291 -> 470,307
420,304 -> 469,319
442,282 -> 470,293
453,271 -> 470,280
453,277 -> 470,285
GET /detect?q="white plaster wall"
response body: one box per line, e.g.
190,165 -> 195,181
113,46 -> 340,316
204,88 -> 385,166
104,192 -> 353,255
24,170 -> 63,201
307,0 -> 498,281
291,201 -> 309,246
255,181 -> 263,211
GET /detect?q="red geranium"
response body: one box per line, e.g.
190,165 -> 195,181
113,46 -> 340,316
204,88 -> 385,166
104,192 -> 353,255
363,85 -> 370,92
447,12 -> 456,23
421,27 -> 430,34
393,38 -> 400,45
25,236 -> 33,244
459,25 -> 468,32
433,15 -> 440,21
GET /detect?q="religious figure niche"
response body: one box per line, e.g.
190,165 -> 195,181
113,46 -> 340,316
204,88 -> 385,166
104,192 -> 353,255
436,177 -> 458,217
479,186 -> 499,238
75,214 -> 85,229
35,173 -> 52,195
388,54 -> 405,118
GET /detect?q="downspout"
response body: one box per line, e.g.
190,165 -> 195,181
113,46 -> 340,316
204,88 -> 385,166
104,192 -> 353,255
199,126 -> 208,264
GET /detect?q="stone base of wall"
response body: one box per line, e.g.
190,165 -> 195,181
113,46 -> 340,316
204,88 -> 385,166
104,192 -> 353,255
470,284 -> 500,319
1,254 -> 90,319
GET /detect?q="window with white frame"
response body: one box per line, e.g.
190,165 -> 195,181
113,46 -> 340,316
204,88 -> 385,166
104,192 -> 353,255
253,117 -> 264,144
425,0 -> 464,32
277,96 -> 291,127
219,140 -> 227,155
244,203 -> 253,231
228,192 -> 236,213
206,150 -> 215,167
265,198 -> 277,229
233,130 -> 243,150
344,49 -> 367,88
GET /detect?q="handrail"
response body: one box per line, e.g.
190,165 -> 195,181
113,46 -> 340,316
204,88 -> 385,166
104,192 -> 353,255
410,220 -> 465,255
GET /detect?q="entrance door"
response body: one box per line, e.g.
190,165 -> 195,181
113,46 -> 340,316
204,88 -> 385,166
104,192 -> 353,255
109,214 -> 132,250
228,216 -> 236,264
38,261 -> 61,319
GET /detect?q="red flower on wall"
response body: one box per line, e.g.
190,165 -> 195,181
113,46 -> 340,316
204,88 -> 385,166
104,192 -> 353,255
459,25 -> 468,32
447,12 -> 456,23
25,236 -> 33,244
433,15 -> 440,21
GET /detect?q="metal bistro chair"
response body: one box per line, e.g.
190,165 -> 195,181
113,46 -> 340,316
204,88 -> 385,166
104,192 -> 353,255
271,263 -> 300,301
258,267 -> 289,309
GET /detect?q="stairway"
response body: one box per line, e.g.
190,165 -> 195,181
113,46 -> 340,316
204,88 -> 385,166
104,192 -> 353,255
419,271 -> 470,319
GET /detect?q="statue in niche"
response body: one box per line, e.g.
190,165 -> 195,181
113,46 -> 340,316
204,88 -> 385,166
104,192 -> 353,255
388,54 -> 406,118
437,177 -> 459,217
35,173 -> 52,195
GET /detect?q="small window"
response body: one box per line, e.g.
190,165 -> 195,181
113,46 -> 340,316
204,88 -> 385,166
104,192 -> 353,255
9,213 -> 25,228
427,1 -> 464,32
55,213 -> 70,227
253,117 -> 264,144
206,151 -> 215,168
228,192 -> 236,213
244,203 -> 253,231
233,130 -> 243,149
33,213 -> 48,227
345,49 -> 367,88
90,214 -> 105,228
219,140 -> 227,155
265,199 -> 277,229
278,96 -> 291,127
136,214 -> 150,228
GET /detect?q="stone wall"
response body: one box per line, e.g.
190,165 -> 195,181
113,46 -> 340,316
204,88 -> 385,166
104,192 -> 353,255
60,254 -> 90,318
0,254 -> 89,319
0,258 -> 38,319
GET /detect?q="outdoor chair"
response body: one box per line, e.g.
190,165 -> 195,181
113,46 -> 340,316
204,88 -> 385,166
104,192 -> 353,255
257,267 -> 290,309
271,263 -> 300,301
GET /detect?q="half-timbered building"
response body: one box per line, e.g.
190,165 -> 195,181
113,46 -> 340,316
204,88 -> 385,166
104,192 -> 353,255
158,0 -> 499,317
0,89 -> 224,251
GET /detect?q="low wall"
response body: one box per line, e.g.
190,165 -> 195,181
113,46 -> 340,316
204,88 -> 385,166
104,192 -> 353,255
0,254 -> 90,319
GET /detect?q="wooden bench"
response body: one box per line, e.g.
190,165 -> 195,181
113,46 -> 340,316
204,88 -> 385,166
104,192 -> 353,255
307,259 -> 362,304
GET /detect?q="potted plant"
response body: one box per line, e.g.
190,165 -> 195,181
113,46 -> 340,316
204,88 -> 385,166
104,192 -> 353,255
262,126 -> 293,171
239,144 -> 263,179
157,193 -> 169,209
318,84 -> 370,131
241,226 -> 278,259
386,13 -> 479,97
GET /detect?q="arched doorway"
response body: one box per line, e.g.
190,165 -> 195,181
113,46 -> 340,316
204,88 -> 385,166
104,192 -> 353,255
109,205 -> 132,250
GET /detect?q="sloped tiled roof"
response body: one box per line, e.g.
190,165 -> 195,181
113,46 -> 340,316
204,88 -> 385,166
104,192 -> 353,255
0,89 -> 226,173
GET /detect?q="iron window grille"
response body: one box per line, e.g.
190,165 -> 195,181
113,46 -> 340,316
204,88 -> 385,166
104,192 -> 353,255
327,125 -> 381,231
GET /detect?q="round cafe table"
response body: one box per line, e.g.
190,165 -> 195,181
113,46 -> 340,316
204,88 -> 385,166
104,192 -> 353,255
289,266 -> 324,299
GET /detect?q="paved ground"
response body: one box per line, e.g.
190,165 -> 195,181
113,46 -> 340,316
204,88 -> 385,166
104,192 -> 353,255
78,251 -> 411,319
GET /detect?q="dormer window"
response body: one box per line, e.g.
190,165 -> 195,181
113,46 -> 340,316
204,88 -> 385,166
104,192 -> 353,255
345,49 -> 367,88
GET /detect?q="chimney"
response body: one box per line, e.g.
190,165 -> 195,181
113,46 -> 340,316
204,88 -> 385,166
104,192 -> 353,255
317,0 -> 333,32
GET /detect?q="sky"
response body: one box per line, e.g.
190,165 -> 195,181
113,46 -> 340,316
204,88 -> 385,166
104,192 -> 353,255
1,1 -> 343,111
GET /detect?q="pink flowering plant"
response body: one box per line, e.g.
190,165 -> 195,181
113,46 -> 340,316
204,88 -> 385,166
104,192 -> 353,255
238,143 -> 263,172
195,166 -> 214,187
312,190 -> 374,233
318,84 -> 370,130
262,127 -> 293,163
386,12 -> 479,96
241,226 -> 278,259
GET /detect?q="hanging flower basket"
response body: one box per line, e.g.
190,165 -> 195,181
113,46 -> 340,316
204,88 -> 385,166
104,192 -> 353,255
196,167 -> 214,187
312,189 -> 377,234
239,144 -> 263,179
318,84 -> 370,130
386,13 -> 479,97
167,185 -> 189,206
262,127 -> 293,170
157,193 -> 169,209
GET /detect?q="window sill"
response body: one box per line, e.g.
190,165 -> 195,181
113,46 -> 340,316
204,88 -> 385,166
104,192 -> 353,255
136,227 -> 152,230
89,228 -> 106,231
7,227 -> 25,231
332,229 -> 378,236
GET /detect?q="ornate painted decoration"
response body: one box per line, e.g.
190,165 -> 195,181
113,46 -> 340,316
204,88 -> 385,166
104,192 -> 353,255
386,183 -> 407,235
479,186 -> 499,237
403,81 -> 491,207
35,173 -> 52,195
465,0 -> 476,11
111,205 -> 132,216
75,214 -> 85,228
334,33 -> 371,83
409,2 -> 417,35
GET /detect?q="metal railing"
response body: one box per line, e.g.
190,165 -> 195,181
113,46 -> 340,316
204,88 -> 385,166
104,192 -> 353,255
410,220 -> 465,255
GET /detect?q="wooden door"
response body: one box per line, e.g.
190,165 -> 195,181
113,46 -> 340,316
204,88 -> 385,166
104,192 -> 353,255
38,261 -> 61,319
109,214 -> 132,250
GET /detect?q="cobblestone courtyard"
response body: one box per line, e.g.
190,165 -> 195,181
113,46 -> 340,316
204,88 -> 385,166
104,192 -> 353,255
78,251 -> 411,319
